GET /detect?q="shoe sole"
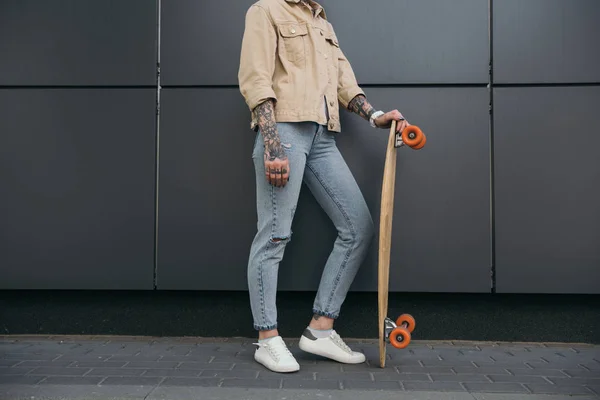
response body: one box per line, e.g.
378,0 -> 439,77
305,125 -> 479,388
298,336 -> 366,364
254,356 -> 300,373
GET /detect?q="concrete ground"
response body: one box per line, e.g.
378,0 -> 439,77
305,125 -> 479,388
0,335 -> 598,399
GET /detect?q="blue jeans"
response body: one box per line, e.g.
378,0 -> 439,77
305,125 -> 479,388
248,122 -> 375,331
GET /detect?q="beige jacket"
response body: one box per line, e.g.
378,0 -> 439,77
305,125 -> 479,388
238,0 -> 365,133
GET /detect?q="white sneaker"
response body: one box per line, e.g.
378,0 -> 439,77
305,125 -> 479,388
298,329 -> 366,364
253,336 -> 300,373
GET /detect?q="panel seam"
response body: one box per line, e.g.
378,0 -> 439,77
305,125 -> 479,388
489,0 -> 496,294
152,0 -> 162,291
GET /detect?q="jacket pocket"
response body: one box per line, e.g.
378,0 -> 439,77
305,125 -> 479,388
325,31 -> 339,48
277,22 -> 308,64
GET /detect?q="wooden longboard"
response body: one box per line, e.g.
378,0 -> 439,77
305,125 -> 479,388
377,120 -> 426,368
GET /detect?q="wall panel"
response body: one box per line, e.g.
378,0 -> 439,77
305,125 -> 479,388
494,87 -> 600,293
0,89 -> 157,289
0,0 -> 157,86
493,0 -> 600,83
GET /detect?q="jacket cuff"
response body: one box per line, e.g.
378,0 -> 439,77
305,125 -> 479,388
246,88 -> 278,112
338,86 -> 365,109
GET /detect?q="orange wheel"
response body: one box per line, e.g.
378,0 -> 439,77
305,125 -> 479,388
396,314 -> 416,333
390,327 -> 411,349
412,134 -> 426,150
401,125 -> 424,148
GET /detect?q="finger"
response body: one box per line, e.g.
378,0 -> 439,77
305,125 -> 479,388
267,163 -> 276,186
396,120 -> 404,133
275,166 -> 283,187
265,161 -> 272,185
271,166 -> 280,187
280,164 -> 288,187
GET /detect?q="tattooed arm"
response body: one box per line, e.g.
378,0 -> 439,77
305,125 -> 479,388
253,99 -> 290,187
347,94 -> 376,122
347,94 -> 409,132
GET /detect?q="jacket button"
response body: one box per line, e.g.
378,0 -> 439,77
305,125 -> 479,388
291,28 -> 296,34
329,101 -> 334,106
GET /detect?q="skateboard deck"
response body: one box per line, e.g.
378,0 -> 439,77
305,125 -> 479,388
378,119 -> 426,368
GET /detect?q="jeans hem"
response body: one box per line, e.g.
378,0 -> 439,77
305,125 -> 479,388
254,323 -> 278,331
313,309 -> 339,320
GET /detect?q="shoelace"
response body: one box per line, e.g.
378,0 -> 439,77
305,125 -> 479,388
254,338 -> 293,362
330,331 -> 352,354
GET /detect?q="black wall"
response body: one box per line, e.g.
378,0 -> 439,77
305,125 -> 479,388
1,0 -> 599,295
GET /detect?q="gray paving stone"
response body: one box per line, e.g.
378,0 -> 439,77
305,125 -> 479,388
505,368 -> 568,377
0,343 -> 33,352
199,369 -> 258,379
106,354 -> 163,361
375,372 -> 431,382
85,367 -> 146,376
563,368 -> 600,378
68,360 -> 128,368
421,359 -> 480,367
403,381 -> 467,392
29,366 -> 91,376
258,369 -> 316,380
587,384 -> 600,395
343,379 -> 400,390
124,361 -> 180,369
547,376 -> 600,386
525,383 -> 596,395
431,373 -> 490,382
1,352 -> 58,360
159,377 -> 221,386
178,361 -> 233,370
142,368 -> 201,377
0,375 -> 44,384
582,362 -> 600,371
0,366 -> 35,375
0,360 -> 20,367
487,374 -> 549,384
220,378 -> 282,388
40,376 -> 104,385
100,376 -> 163,386
395,365 -> 454,374
318,371 -> 372,381
463,382 -> 529,393
453,366 -> 511,375
283,378 -> 341,389
54,354 -> 112,361
297,362 -> 344,372
14,359 -> 74,367
159,354 -> 213,362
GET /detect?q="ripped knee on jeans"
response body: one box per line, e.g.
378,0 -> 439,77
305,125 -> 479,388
269,234 -> 291,244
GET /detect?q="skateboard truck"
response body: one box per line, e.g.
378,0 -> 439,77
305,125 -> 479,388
395,123 -> 426,149
394,131 -> 404,148
383,314 -> 416,349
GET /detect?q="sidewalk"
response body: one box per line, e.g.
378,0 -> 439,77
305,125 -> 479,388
1,335 -> 598,399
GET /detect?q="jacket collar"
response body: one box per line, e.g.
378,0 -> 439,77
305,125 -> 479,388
285,0 -> 327,20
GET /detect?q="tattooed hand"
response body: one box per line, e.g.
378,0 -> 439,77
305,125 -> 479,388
254,99 -> 290,187
347,95 -> 409,133
374,109 -> 410,133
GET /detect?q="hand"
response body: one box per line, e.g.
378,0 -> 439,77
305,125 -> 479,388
264,145 -> 290,188
375,109 -> 409,133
